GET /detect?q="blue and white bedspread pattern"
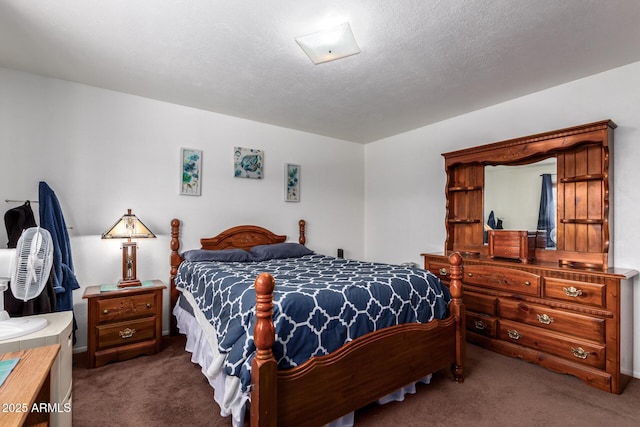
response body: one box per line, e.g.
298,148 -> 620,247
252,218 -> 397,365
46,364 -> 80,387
175,254 -> 451,391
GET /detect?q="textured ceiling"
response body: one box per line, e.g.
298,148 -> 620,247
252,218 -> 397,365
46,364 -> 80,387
1,0 -> 640,143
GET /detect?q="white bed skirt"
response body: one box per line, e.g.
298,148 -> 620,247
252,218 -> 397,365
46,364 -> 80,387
173,293 -> 432,427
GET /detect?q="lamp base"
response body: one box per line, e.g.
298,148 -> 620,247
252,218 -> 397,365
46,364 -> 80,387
117,279 -> 142,288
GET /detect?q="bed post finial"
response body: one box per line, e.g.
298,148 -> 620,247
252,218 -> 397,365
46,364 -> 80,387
448,251 -> 465,383
251,273 -> 277,426
299,219 -> 306,245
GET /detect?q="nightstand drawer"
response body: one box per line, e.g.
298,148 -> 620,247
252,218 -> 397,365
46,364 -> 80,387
97,292 -> 158,323
96,317 -> 156,350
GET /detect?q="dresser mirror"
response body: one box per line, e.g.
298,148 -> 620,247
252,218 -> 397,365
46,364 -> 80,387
484,158 -> 557,248
442,120 -> 615,268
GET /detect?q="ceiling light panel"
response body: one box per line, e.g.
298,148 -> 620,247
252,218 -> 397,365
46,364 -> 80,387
295,22 -> 360,64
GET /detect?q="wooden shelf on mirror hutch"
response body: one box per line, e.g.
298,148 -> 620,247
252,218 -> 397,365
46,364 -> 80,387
429,120 -> 638,393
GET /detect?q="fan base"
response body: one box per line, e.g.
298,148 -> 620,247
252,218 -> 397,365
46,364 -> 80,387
0,316 -> 48,341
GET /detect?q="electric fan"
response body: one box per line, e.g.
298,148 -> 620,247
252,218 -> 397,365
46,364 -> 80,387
0,227 -> 53,340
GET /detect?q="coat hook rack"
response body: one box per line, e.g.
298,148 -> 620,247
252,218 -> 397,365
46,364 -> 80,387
5,199 -> 39,203
4,199 -> 73,229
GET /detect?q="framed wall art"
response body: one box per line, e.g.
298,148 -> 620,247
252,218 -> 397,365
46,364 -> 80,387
181,148 -> 202,195
234,147 -> 264,179
285,163 -> 300,202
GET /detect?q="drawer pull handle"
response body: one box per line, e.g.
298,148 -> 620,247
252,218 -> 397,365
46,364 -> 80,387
474,320 -> 487,330
571,347 -> 589,360
537,314 -> 554,325
507,329 -> 521,340
439,268 -> 448,276
146,303 -> 152,309
524,281 -> 531,286
563,286 -> 583,298
103,309 -> 109,314
119,328 -> 136,339
467,273 -> 473,277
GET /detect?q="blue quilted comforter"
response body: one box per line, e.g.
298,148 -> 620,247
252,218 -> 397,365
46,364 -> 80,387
175,254 -> 451,391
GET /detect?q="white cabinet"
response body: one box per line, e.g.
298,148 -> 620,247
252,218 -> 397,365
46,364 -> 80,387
0,311 -> 73,427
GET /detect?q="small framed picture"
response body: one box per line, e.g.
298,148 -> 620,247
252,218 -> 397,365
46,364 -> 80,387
234,147 -> 264,179
285,163 -> 300,202
181,148 -> 202,196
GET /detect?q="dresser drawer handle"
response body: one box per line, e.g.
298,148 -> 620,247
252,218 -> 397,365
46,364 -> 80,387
467,273 -> 473,277
438,268 -> 448,276
537,314 -> 554,325
119,328 -> 136,339
474,320 -> 487,330
146,303 -> 152,309
562,286 -> 583,298
507,329 -> 521,340
103,309 -> 109,315
571,347 -> 589,360
524,281 -> 531,286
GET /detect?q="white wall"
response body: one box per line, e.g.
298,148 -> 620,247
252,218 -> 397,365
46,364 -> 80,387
365,60 -> 640,377
0,66 -> 364,351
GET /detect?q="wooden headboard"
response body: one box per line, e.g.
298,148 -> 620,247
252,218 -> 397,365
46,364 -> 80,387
169,219 -> 307,335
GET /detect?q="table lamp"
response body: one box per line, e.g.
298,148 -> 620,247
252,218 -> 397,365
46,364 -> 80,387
101,209 -> 156,287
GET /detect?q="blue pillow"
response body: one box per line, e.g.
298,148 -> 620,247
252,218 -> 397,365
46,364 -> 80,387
182,248 -> 252,262
249,243 -> 314,261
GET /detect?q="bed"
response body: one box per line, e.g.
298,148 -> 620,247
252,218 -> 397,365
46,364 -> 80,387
169,218 -> 465,427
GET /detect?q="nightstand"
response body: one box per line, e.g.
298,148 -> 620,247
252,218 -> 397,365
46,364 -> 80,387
82,280 -> 166,368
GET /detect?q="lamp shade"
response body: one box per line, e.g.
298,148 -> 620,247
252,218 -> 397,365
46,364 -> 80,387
101,209 -> 156,240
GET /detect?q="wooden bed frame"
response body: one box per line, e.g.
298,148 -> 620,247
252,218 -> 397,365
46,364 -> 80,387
169,218 -> 465,427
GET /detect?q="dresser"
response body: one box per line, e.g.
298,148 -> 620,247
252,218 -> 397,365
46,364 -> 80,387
83,280 -> 165,368
0,311 -> 73,426
427,120 -> 638,393
423,253 -> 636,393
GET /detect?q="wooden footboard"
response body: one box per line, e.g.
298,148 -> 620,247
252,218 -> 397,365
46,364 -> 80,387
251,252 -> 464,427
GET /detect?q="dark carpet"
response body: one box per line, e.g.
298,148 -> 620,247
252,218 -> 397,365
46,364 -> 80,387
72,336 -> 640,426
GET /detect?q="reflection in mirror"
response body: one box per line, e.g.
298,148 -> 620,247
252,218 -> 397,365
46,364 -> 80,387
484,158 -> 557,248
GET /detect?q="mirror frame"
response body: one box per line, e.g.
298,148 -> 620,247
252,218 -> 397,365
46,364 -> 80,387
441,120 -> 615,268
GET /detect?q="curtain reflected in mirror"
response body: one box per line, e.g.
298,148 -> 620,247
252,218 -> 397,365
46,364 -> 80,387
537,174 -> 556,247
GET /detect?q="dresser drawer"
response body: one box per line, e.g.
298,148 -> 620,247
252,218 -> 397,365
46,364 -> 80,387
97,292 -> 158,323
499,319 -> 605,369
464,265 -> 541,296
465,292 -> 497,315
426,260 -> 451,282
467,312 -> 497,337
544,277 -> 606,308
96,317 -> 157,350
499,299 -> 605,343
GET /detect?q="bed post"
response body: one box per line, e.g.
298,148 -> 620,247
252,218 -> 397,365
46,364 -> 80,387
251,273 -> 278,427
169,218 -> 182,336
298,219 -> 306,245
448,251 -> 465,382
